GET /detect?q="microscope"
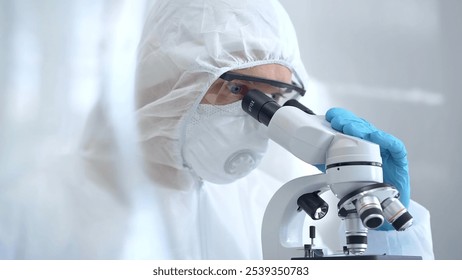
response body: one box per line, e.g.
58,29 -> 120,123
241,90 -> 420,260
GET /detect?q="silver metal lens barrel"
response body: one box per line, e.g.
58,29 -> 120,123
381,198 -> 413,231
344,213 -> 368,255
355,195 -> 384,229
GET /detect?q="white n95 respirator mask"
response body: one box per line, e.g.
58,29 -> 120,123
183,101 -> 269,184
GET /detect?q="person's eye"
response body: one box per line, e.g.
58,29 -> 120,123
227,83 -> 247,95
270,92 -> 283,101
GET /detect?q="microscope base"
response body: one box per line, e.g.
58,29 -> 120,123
292,255 -> 422,260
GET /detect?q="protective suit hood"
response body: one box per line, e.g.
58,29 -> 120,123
135,0 -> 308,190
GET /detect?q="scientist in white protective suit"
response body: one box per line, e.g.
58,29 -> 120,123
0,0 -> 434,261
131,0 -> 434,259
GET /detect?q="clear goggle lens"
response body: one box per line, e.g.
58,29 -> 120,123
202,71 -> 305,106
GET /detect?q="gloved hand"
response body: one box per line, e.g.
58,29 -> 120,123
325,108 -> 410,214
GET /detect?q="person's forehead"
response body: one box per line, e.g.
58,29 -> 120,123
233,64 -> 292,83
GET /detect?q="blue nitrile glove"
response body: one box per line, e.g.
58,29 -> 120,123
325,107 -> 410,214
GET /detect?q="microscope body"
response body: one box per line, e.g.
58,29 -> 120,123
241,91 -> 416,260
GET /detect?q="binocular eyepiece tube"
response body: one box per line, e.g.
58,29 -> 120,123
241,89 -> 280,126
241,89 -> 314,126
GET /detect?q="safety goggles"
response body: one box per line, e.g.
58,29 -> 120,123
202,71 -> 306,106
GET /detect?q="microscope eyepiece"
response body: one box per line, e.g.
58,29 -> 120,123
241,89 -> 280,126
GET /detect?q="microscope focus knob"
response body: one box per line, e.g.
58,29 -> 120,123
297,192 -> 329,220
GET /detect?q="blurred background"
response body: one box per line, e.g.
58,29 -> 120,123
0,0 -> 460,259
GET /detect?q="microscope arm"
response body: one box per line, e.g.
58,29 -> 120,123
267,105 -> 381,168
266,106 -> 335,165
261,174 -> 329,259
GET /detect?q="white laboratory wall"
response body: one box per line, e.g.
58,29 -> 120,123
281,0 -> 461,259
